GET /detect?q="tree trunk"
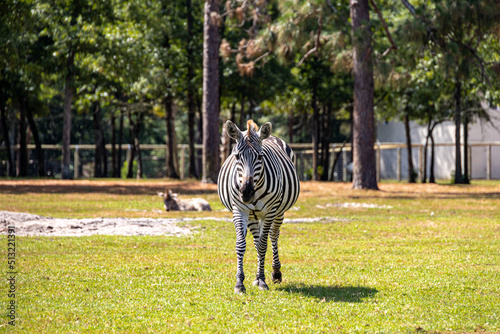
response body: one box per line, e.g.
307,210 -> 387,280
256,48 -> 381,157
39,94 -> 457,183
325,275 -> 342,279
230,99 -> 236,124
248,101 -> 254,120
463,114 -> 470,184
165,96 -> 180,179
17,98 -> 28,177
321,105 -> 330,181
25,102 -> 45,177
350,0 -> 378,190
135,112 -> 144,179
201,0 -> 221,184
127,110 -> 136,179
421,120 -> 431,183
111,111 -> 117,178
92,102 -> 106,178
118,109 -> 124,177
187,90 -> 198,178
62,51 -> 74,179
454,79 -> 463,184
330,137 -> 350,182
239,93 -> 245,129
311,82 -> 319,181
429,128 -> 436,183
404,112 -> 416,183
186,0 -> 198,178
1,87 -> 15,177
197,96 -> 203,175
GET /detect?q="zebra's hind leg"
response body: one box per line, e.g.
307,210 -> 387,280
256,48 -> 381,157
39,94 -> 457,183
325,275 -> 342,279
270,215 -> 284,284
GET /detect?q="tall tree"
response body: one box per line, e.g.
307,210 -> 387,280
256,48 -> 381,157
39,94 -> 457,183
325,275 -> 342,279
0,80 -> 15,177
186,0 -> 199,178
25,99 -> 45,177
165,96 -> 180,178
92,102 -> 107,177
61,50 -> 74,179
1,0 -> 33,177
350,0 -> 377,189
202,0 -> 221,183
17,98 -> 28,177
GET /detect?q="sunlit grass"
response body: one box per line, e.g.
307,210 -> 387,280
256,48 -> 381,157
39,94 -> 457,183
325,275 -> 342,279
1,180 -> 499,332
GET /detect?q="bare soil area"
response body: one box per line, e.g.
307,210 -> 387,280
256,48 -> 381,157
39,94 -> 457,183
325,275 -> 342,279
0,211 -> 195,236
0,210 -> 346,237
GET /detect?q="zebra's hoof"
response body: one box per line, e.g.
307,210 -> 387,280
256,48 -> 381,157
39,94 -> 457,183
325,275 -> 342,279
253,279 -> 269,290
272,269 -> 282,284
234,283 -> 246,294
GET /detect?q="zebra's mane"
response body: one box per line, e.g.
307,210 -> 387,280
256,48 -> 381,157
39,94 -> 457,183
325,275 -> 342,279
236,120 -> 262,153
247,120 -> 259,132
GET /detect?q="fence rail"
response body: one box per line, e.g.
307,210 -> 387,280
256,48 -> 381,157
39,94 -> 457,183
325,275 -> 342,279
1,142 -> 500,181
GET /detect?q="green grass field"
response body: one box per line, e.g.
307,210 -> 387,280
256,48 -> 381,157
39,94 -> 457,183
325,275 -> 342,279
1,179 -> 499,333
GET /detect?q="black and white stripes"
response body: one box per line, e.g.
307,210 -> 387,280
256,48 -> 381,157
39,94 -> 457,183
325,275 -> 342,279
217,120 -> 300,294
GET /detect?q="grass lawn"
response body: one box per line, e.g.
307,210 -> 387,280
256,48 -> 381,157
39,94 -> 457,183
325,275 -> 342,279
1,179 -> 499,333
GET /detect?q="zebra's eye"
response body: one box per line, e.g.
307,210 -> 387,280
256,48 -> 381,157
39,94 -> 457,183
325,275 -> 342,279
258,154 -> 263,160
234,153 -> 240,160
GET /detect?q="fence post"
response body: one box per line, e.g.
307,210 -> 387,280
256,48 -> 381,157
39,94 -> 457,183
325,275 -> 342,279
180,146 -> 185,179
397,147 -> 401,182
487,145 -> 491,180
74,145 -> 80,179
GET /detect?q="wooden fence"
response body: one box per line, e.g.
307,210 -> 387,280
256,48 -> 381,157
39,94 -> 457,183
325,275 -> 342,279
1,142 -> 500,180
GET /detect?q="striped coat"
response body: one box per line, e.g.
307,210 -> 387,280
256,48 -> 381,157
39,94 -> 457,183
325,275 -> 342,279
217,120 -> 300,294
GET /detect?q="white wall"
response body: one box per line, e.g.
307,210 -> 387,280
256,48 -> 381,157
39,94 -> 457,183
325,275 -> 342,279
376,107 -> 500,180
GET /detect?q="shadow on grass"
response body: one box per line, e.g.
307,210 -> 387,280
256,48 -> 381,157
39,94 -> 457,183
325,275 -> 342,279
0,180 -> 218,195
276,283 -> 378,303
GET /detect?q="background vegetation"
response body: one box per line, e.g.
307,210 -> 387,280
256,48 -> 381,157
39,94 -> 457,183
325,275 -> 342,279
1,0 -> 499,184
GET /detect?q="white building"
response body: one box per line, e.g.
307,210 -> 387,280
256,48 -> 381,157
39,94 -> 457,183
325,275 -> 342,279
376,107 -> 500,180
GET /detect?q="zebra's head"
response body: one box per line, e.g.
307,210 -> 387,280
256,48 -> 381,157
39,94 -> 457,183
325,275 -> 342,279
226,120 -> 272,204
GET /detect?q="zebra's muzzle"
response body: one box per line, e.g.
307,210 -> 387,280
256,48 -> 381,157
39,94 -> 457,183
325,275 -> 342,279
240,177 -> 255,204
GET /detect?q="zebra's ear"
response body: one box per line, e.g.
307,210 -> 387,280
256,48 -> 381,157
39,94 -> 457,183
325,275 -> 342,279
259,122 -> 272,140
225,120 -> 242,141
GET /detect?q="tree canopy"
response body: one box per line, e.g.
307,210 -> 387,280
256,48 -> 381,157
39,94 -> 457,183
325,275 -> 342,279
0,0 -> 499,183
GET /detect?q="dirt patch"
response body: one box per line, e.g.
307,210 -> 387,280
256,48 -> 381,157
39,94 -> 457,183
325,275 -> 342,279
0,211 -> 194,237
0,211 -> 348,236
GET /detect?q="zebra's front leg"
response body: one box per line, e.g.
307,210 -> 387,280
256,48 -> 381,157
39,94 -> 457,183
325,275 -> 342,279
247,219 -> 266,290
253,216 -> 274,290
233,210 -> 248,294
270,215 -> 284,284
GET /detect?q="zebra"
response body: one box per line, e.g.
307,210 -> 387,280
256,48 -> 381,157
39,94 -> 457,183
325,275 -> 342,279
217,120 -> 300,294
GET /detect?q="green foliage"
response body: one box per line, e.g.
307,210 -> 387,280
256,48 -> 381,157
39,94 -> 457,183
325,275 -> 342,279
1,0 -> 500,181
